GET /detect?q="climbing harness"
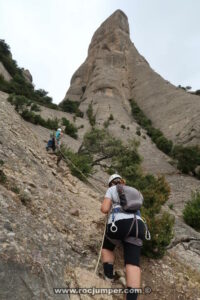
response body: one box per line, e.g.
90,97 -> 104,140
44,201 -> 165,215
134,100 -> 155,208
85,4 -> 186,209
106,210 -> 151,247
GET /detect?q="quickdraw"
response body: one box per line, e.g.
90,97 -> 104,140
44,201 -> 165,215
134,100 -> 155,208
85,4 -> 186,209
141,217 -> 151,241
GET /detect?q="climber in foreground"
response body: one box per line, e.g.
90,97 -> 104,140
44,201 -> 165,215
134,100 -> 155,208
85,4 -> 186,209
101,174 -> 149,300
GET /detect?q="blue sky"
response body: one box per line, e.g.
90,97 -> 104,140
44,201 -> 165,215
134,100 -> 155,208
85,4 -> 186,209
0,0 -> 200,103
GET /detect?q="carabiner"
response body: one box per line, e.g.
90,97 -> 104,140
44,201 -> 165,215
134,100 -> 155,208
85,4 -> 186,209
145,229 -> 151,241
110,222 -> 118,233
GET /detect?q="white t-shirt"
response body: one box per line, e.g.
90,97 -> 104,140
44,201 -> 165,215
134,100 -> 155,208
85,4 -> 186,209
105,185 -> 142,224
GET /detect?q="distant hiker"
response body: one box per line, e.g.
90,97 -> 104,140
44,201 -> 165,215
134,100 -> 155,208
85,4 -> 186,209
101,174 -> 149,300
55,128 -> 62,149
46,133 -> 56,152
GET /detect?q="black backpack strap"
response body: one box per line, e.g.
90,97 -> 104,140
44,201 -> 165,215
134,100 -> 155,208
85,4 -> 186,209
125,214 -> 136,238
105,235 -> 121,246
116,184 -> 127,207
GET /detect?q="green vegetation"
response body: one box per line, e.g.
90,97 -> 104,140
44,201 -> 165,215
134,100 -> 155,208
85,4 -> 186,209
80,128 -> 125,167
0,170 -> 7,184
31,103 -> 41,112
103,114 -> 114,128
130,100 -> 173,155
60,99 -> 83,117
62,117 -> 78,139
11,185 -> 20,194
121,124 -> 126,130
0,39 -> 58,110
8,94 -> 31,112
8,94 -> 59,130
103,120 -> 110,128
144,212 -> 174,257
130,99 -> 200,178
172,145 -> 200,178
193,90 -> 200,96
183,192 -> 200,231
136,127 -> 141,136
8,95 -> 80,138
60,145 -> 93,181
168,204 -> 174,210
21,110 -> 59,130
87,103 -> 96,126
109,114 -> 114,121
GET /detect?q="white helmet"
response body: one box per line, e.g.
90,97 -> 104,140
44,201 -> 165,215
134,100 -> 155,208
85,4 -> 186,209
108,174 -> 122,186
58,128 -> 62,132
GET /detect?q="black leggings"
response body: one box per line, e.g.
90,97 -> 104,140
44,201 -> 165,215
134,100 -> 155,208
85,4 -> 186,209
103,218 -> 145,266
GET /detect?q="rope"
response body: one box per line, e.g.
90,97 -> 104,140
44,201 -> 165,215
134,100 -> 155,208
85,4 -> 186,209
94,217 -> 107,275
57,148 -> 103,194
57,148 -> 109,274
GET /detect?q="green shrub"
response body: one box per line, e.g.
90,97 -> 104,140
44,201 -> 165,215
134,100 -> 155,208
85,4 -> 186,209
60,146 -> 93,181
103,114 -> 114,128
121,124 -> 126,130
21,109 -> 59,130
142,212 -> 174,258
137,175 -> 170,216
82,128 -> 124,162
103,120 -> 110,128
21,110 -> 36,123
136,127 -> 141,136
87,103 -> 96,126
155,136 -> 173,155
0,40 -> 20,77
147,127 -> 163,141
109,114 -> 114,121
31,103 -> 40,112
11,185 -> 20,194
173,145 -> 200,175
62,117 -> 78,139
60,99 -> 83,117
0,170 -> 7,184
45,117 -> 59,130
183,192 -> 200,231
60,99 -> 78,113
130,100 -> 152,128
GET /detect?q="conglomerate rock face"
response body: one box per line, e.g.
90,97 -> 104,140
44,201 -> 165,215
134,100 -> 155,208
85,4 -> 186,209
62,9 -> 200,146
0,91 -> 103,299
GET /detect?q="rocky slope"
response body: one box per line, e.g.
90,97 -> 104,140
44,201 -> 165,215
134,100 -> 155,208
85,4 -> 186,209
62,10 -> 200,146
0,91 -> 104,299
1,89 -> 200,299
